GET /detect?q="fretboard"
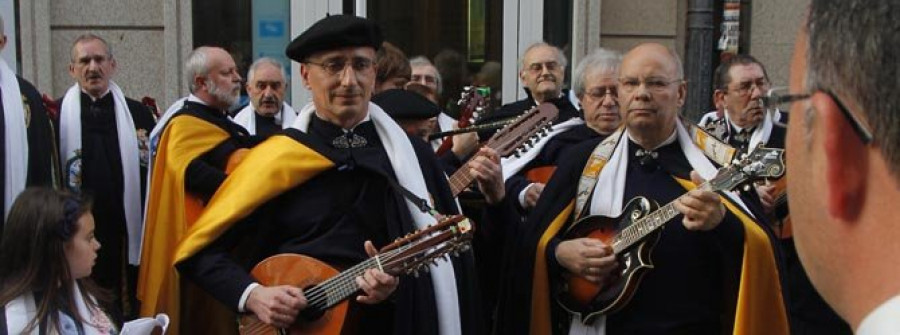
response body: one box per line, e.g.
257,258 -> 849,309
611,183 -> 713,254
301,247 -> 406,311
448,163 -> 475,196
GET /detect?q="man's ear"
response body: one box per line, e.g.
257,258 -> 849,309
813,92 -> 867,221
109,57 -> 118,76
193,75 -> 207,93
68,62 -> 77,80
713,89 -> 726,110
299,64 -> 312,89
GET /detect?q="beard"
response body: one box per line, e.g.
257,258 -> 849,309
207,79 -> 239,108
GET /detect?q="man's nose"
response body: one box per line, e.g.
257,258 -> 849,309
749,84 -> 765,99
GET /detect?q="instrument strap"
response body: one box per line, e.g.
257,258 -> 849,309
574,127 -> 624,219
383,172 -> 439,216
682,116 -> 737,166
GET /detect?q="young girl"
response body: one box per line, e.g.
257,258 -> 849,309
0,187 -> 115,334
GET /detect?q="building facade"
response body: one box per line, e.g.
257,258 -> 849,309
9,0 -> 807,118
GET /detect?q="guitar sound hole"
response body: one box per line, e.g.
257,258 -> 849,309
299,284 -> 325,321
300,305 -> 325,321
621,256 -> 632,276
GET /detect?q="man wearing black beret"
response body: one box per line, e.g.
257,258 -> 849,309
176,15 -> 486,334
373,88 -> 441,141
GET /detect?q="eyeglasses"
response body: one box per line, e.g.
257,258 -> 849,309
304,58 -> 375,76
584,86 -> 617,100
763,87 -> 874,144
526,61 -> 561,74
411,74 -> 438,85
727,78 -> 770,97
617,77 -> 683,93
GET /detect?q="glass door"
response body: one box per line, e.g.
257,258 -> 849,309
289,0 -> 577,111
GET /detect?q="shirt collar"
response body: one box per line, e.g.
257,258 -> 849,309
187,94 -> 209,106
857,294 -> 900,335
313,110 -> 371,133
626,126 -> 678,151
81,88 -> 111,102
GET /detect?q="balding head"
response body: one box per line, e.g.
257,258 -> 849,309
622,43 -> 683,80
617,43 -> 687,148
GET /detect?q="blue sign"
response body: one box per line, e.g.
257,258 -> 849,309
259,20 -> 285,38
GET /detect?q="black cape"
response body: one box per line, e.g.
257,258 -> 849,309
177,117 -> 482,335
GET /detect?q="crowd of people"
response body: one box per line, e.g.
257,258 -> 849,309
1,0 -> 898,334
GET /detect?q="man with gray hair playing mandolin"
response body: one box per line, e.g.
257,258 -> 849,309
496,42 -> 789,334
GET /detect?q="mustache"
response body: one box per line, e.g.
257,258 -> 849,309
332,88 -> 363,97
537,74 -> 557,82
260,96 -> 279,104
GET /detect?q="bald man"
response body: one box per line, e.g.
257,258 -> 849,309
496,43 -> 788,334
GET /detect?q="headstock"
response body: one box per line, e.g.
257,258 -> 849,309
487,102 -> 560,157
142,96 -> 162,119
377,215 -> 474,277
708,146 -> 786,193
456,86 -> 490,127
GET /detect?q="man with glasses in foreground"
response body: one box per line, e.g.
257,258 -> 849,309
496,42 -> 788,334
785,1 -> 900,333
174,15 -> 482,333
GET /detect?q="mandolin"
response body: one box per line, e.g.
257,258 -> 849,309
556,146 -> 786,324
238,215 -> 474,335
447,102 -> 559,196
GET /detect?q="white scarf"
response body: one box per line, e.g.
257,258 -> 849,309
5,283 -> 113,335
572,119 -> 749,335
725,110 -> 774,151
292,102 -> 462,335
232,102 -> 296,135
148,97 -> 187,159
500,117 -> 584,180
0,58 -> 28,217
59,82 -> 142,265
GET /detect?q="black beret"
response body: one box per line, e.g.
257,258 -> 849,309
372,89 -> 441,120
286,15 -> 383,62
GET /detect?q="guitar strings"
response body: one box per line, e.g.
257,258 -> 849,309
305,234 -> 459,308
302,245 -> 410,308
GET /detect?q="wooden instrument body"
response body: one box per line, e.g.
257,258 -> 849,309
239,254 -> 347,335
237,215 -> 474,335
552,146 -> 786,324
556,197 -> 660,323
